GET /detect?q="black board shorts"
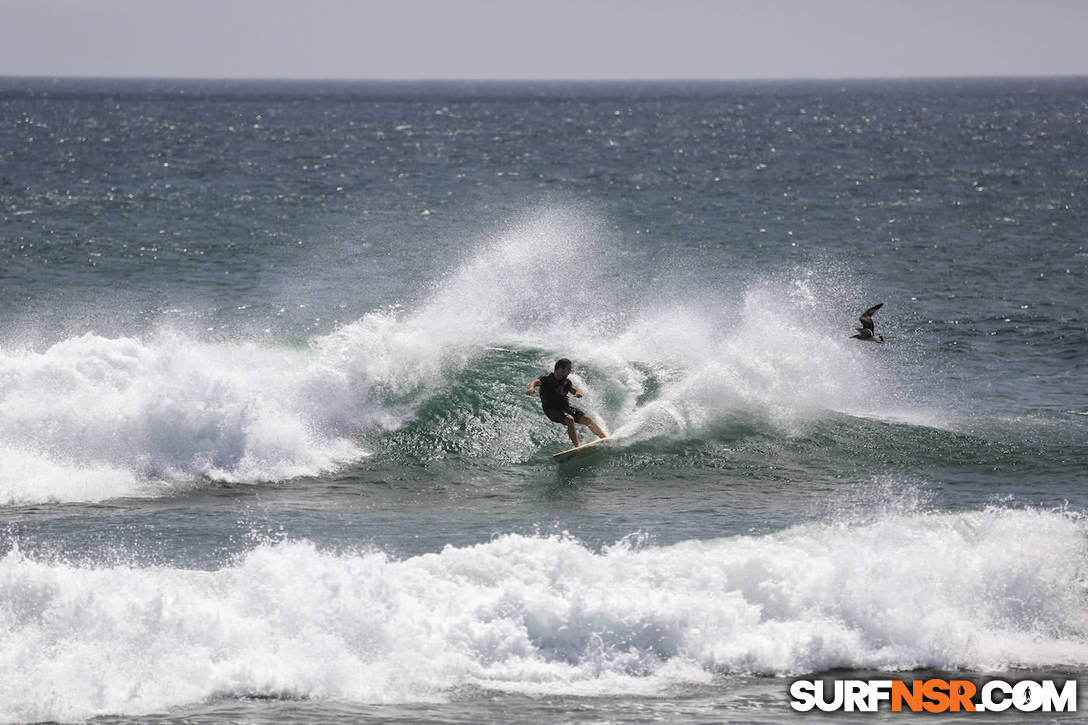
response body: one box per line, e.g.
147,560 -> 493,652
544,406 -> 585,425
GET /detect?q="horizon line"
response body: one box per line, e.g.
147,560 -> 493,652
4,73 -> 1088,85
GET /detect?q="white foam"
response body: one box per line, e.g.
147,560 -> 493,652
0,446 -> 145,505
0,331 -> 363,503
2,507 -> 1086,721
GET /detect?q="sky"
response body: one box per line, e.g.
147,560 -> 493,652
2,0 -> 1087,81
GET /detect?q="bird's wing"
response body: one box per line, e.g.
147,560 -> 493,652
859,303 -> 884,331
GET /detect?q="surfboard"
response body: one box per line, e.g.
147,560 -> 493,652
552,436 -> 613,463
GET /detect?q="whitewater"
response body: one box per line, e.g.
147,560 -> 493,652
5,506 -> 1088,722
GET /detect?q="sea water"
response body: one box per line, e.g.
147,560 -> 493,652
0,77 -> 1086,723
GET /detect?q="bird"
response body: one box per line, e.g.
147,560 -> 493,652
851,303 -> 885,342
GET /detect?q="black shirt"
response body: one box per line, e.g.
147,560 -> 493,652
537,372 -> 572,410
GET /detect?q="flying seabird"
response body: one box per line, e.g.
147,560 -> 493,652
851,303 -> 885,342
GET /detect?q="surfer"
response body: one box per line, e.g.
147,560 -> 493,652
851,303 -> 885,342
526,358 -> 607,447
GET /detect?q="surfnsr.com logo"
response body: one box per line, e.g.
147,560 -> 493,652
789,678 -> 1077,713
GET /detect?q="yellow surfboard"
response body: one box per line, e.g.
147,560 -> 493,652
552,436 -> 613,463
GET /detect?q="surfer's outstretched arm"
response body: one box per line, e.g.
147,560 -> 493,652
526,378 -> 540,395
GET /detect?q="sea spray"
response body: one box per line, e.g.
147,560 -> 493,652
604,279 -> 935,442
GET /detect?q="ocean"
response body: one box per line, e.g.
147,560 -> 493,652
0,76 -> 1086,723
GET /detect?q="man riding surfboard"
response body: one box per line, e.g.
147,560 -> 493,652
526,358 -> 607,447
